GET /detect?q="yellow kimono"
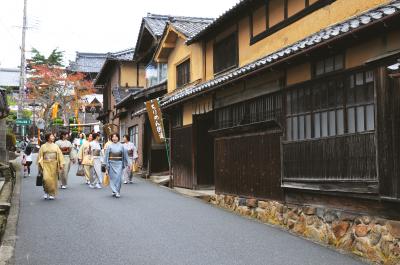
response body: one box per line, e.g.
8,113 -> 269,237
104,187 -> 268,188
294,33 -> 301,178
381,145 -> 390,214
78,141 -> 93,182
38,143 -> 65,196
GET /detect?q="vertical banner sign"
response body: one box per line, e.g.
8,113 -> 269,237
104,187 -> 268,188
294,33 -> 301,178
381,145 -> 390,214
145,99 -> 165,144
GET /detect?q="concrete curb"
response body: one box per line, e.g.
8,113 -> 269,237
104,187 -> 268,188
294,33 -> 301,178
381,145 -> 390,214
0,160 -> 21,265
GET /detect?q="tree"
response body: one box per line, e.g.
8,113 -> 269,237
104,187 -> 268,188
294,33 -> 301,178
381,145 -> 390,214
30,48 -> 64,67
21,109 -> 32,119
26,49 -> 95,129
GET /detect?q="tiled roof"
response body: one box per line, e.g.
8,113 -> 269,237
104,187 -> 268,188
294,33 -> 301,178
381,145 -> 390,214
81,94 -> 103,105
161,0 -> 400,107
143,14 -> 170,37
68,49 -> 134,74
144,14 -> 213,38
107,48 -> 134,61
0,68 -> 20,87
169,17 -> 214,39
67,52 -> 108,73
112,87 -> 141,104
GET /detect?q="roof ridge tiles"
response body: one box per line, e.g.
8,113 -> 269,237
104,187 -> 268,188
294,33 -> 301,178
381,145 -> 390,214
146,13 -> 214,21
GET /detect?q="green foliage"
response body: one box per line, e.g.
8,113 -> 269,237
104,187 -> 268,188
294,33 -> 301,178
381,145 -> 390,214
6,95 -> 16,106
52,117 -> 63,125
30,47 -> 64,66
21,109 -> 32,119
31,48 -> 47,65
47,49 -> 64,66
6,111 -> 17,123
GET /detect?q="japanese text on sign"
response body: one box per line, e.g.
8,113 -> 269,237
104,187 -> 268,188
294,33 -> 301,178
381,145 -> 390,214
145,99 -> 165,144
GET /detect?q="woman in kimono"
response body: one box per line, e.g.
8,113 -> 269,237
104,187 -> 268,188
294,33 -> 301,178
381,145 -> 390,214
104,133 -> 128,198
89,133 -> 103,189
78,133 -> 93,185
73,133 -> 86,153
38,133 -> 64,200
55,131 -> 75,189
122,135 -> 138,184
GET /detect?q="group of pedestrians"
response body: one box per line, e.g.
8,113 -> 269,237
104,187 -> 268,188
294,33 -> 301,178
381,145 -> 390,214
36,131 -> 138,200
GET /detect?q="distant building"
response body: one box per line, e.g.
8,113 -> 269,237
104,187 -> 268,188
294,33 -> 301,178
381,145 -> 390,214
67,52 -> 109,133
0,68 -> 19,111
67,52 -> 108,82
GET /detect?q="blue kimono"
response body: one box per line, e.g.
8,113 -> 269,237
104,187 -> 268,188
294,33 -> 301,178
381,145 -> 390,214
105,142 -> 129,194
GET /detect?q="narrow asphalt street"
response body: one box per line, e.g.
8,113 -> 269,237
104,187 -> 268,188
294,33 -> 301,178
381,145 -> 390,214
15,157 -> 365,265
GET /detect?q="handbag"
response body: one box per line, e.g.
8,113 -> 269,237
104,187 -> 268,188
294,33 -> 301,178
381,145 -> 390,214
36,171 -> 43,186
21,155 -> 26,166
103,173 -> 110,187
76,164 -> 85,176
131,161 -> 139,173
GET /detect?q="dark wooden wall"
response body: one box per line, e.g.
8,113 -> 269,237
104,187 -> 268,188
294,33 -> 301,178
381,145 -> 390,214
377,67 -> 400,200
194,113 -> 214,187
149,149 -> 169,173
214,131 -> 284,200
171,126 -> 193,189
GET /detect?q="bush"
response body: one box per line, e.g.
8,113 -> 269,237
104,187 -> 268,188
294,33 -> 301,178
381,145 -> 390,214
6,132 -> 16,151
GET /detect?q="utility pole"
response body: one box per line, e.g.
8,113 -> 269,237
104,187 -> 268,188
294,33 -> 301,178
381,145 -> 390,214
18,0 -> 27,120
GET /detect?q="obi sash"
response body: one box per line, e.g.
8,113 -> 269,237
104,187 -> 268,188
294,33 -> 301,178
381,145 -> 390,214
109,151 -> 122,161
92,149 -> 101,157
43,152 -> 57,162
60,147 -> 71,155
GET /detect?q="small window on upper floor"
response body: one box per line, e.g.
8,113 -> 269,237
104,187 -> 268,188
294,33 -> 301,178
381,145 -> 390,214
145,62 -> 167,88
213,32 -> 238,75
176,59 -> 190,88
314,54 -> 344,77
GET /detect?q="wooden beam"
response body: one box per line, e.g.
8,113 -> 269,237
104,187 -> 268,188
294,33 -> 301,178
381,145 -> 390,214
162,42 -> 175,49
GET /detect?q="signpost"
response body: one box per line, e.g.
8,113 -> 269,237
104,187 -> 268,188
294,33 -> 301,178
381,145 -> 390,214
16,119 -> 32,138
16,119 -> 32,126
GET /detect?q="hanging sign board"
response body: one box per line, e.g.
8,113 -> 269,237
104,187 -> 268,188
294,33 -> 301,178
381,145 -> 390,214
145,99 -> 165,144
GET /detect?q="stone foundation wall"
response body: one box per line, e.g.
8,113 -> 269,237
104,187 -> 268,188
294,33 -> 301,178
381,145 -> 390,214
0,162 -> 16,244
209,194 -> 400,265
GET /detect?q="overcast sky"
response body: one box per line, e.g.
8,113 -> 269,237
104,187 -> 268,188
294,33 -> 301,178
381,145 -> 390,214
0,0 -> 239,68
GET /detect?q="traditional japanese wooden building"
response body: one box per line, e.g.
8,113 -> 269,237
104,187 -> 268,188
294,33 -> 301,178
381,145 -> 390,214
124,14 -> 213,176
153,16 -> 214,188
120,14 -> 171,175
95,48 -> 144,136
160,0 -> 400,216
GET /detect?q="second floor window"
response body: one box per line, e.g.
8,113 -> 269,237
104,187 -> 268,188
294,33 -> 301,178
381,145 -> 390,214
213,32 -> 238,75
176,59 -> 190,88
146,62 -> 167,88
286,70 -> 375,141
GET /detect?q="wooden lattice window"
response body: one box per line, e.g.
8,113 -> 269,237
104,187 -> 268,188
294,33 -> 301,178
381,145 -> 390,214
215,92 -> 282,130
286,70 -> 374,141
176,59 -> 190,88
